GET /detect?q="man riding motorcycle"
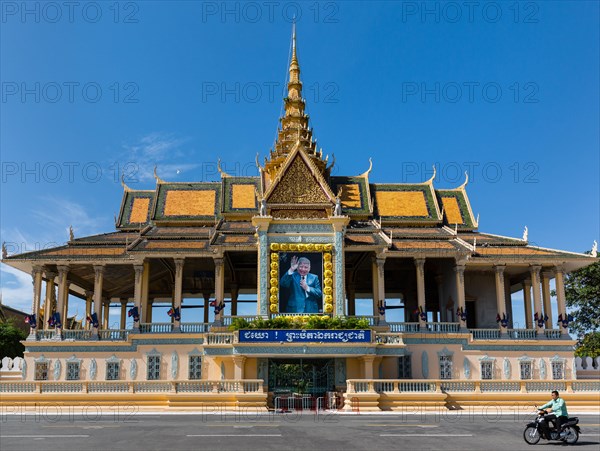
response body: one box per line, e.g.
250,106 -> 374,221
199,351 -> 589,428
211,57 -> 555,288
539,390 -> 569,439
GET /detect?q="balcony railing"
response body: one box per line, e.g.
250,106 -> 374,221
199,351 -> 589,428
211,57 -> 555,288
347,379 -> 599,394
0,380 -> 265,394
139,323 -> 174,333
470,329 -> 501,340
222,316 -> 261,326
180,322 -> 210,333
424,322 -> 460,333
388,322 -> 420,333
507,329 -> 538,340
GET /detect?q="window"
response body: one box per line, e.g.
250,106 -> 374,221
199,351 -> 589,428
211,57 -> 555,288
520,361 -> 532,380
189,356 -> 202,380
398,356 -> 412,379
66,362 -> 80,381
35,362 -> 48,381
106,362 -> 120,380
148,355 -> 160,380
480,361 -> 493,380
439,355 -> 453,379
551,362 -> 564,380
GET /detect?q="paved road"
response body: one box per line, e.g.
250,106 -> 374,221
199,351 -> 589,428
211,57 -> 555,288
1,409 -> 599,450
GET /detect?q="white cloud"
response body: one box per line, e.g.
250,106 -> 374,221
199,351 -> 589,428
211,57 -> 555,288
119,133 -> 199,183
0,264 -> 33,312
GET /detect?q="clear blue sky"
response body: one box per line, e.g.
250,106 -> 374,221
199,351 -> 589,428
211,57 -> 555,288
1,1 -> 598,325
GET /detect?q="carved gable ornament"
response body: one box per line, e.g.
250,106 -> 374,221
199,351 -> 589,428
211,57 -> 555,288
265,145 -> 335,206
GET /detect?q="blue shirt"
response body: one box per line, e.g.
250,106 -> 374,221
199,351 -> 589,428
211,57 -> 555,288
540,397 -> 568,417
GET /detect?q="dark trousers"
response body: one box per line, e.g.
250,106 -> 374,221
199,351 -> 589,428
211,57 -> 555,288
547,414 -> 568,432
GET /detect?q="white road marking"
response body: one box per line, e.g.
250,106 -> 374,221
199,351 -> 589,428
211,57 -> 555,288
187,434 -> 282,437
380,434 -> 473,437
2,435 -> 90,438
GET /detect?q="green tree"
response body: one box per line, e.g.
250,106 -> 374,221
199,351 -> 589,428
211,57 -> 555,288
575,331 -> 600,358
563,258 -> 600,338
0,320 -> 27,358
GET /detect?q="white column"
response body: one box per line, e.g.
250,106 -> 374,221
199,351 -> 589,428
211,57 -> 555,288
415,258 -> 426,327
541,271 -> 553,329
133,264 -> 144,330
494,265 -> 506,330
522,279 -> 533,329
530,265 -> 543,333
173,258 -> 184,330
232,356 -> 246,380
92,265 -> 104,337
85,290 -> 93,330
454,262 -> 466,329
373,255 -> 386,323
120,299 -> 127,330
553,266 -> 568,336
29,266 -> 43,338
43,271 -> 56,330
214,257 -> 225,324
56,265 -> 69,335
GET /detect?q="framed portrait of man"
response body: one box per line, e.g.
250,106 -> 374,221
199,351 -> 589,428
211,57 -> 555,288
278,252 -> 323,314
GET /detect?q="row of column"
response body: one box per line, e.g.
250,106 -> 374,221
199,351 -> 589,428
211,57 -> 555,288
520,265 -> 568,335
29,256 -> 230,335
347,256 -> 469,328
344,257 -> 568,336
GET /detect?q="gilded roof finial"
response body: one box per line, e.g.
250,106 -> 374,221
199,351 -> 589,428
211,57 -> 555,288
217,159 -> 231,178
359,158 -> 373,177
153,165 -> 165,184
120,173 -> 131,192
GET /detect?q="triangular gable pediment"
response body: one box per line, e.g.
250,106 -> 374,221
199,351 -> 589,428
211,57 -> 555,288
264,143 -> 336,206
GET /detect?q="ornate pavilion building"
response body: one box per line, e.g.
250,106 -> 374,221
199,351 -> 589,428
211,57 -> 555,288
1,29 -> 598,410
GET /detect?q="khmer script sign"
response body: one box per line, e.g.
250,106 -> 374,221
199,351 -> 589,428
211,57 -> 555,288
238,330 -> 371,343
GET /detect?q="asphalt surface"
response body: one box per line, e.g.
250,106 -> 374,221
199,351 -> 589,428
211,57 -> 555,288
1,409 -> 599,450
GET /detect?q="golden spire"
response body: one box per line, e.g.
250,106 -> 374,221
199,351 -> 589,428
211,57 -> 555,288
264,24 -> 326,181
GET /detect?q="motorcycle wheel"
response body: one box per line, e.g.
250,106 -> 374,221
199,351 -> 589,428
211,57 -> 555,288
523,426 -> 541,445
563,426 -> 579,445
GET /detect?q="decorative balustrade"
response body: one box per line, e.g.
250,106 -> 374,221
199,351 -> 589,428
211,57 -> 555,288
0,382 -> 36,392
98,329 -> 129,341
425,322 -> 460,333
180,322 -> 210,333
388,322 -> 420,333
35,330 -> 57,340
572,381 -> 600,391
375,333 -> 404,344
0,380 -> 265,394
62,330 -> 92,340
479,381 -> 520,392
88,382 -> 130,393
134,382 -> 173,393
544,330 -> 562,340
470,329 -> 501,340
349,380 -> 438,394
41,383 -> 84,393
525,381 -> 567,392
139,323 -> 174,333
177,381 -> 215,393
222,316 -> 260,326
440,381 -> 476,392
206,333 -> 235,345
507,329 -> 537,340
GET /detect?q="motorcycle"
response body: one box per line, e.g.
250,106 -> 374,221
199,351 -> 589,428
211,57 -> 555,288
523,408 -> 580,445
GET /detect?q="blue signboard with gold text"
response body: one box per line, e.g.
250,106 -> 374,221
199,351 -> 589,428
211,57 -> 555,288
238,329 -> 371,343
